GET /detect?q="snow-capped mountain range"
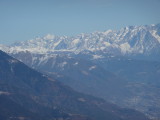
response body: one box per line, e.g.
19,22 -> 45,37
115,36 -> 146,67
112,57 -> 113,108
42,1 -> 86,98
1,24 -> 160,58
1,24 -> 160,119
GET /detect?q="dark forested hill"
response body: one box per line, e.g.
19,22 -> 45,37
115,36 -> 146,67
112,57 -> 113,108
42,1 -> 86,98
0,50 -> 150,120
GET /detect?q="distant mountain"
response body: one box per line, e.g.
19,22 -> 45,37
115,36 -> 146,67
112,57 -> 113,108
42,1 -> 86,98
11,51 -> 128,101
0,50 -> 149,120
9,50 -> 160,119
2,23 -> 160,60
91,56 -> 160,119
1,23 -> 160,119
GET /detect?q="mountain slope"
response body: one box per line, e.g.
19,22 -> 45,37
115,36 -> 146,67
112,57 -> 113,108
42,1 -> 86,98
0,50 -> 149,120
11,51 -> 126,98
91,56 -> 160,119
9,50 -> 160,119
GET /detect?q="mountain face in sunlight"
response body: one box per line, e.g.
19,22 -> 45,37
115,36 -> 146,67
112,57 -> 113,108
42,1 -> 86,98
2,24 -> 160,60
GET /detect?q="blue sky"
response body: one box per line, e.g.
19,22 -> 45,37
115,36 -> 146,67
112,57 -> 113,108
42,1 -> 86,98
0,0 -> 160,45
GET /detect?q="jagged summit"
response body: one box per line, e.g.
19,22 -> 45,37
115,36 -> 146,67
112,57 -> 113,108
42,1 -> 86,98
1,24 -> 160,58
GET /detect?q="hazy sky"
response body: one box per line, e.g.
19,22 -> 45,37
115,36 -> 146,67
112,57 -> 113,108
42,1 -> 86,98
0,0 -> 160,45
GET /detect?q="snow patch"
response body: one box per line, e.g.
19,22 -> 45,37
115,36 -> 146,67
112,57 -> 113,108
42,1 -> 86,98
44,34 -> 55,40
93,55 -> 103,59
8,59 -> 18,63
103,42 -> 111,46
81,71 -> 89,75
38,55 -> 49,65
120,42 -> 131,54
72,39 -> 80,45
59,61 -> 67,68
0,44 -> 9,52
62,61 -> 67,65
78,98 -> 86,102
54,40 -> 62,47
89,66 -> 96,71
73,62 -> 79,65
0,91 -> 10,95
104,30 -> 112,35
151,30 -> 160,43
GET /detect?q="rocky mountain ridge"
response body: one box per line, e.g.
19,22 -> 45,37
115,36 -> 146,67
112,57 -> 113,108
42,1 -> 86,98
1,24 -> 160,60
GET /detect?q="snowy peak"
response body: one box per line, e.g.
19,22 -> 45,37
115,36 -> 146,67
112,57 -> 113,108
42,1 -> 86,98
0,44 -> 10,52
1,24 -> 160,57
